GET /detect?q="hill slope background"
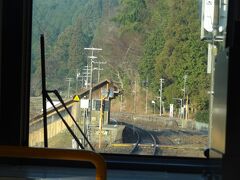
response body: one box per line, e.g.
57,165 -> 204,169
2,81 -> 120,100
31,0 -> 209,116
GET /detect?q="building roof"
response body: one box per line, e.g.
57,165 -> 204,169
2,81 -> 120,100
31,79 -> 119,121
77,79 -> 119,98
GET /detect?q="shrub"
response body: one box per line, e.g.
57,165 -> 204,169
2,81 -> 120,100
195,110 -> 209,123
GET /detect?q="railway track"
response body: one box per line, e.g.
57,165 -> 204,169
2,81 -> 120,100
129,126 -> 158,155
110,119 -> 161,155
109,118 -> 206,157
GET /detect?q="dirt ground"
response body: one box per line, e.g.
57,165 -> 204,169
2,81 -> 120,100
155,129 -> 208,157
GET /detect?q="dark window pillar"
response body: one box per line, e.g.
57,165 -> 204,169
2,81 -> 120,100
223,0 -> 240,179
0,0 -> 32,146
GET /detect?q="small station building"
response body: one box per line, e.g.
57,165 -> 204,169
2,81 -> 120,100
73,79 -> 124,147
75,79 -> 119,125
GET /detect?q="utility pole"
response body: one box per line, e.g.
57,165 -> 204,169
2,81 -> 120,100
133,80 -> 137,113
144,77 -> 148,114
186,94 -> 189,120
84,47 -> 102,125
120,94 -> 123,112
66,78 -> 73,98
145,87 -> 148,114
77,72 -> 86,89
208,29 -> 218,149
183,75 -> 187,119
75,69 -> 81,93
173,97 -> 183,127
159,78 -> 164,116
83,65 -> 91,88
162,101 -> 165,114
81,74 -> 84,88
94,61 -> 105,83
173,98 -> 183,118
152,100 -> 156,114
97,62 -> 102,83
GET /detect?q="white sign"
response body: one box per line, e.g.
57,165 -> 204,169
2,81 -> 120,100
169,104 -> 174,118
80,99 -> 89,109
204,0 -> 215,32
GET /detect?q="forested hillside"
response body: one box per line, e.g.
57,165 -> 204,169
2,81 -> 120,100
31,0 -> 119,95
31,0 -> 209,115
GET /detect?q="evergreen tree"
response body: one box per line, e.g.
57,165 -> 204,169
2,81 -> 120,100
31,0 -> 210,113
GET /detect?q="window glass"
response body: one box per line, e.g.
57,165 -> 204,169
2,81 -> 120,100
30,0 -> 228,158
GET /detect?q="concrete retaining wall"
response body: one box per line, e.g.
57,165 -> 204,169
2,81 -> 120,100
29,102 -> 79,147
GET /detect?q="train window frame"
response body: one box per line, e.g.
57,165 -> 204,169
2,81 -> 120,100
4,0 -> 240,179
26,0 -> 230,174
0,1 -> 2,65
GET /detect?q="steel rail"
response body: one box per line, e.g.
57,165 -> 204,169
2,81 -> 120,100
146,130 -> 158,155
127,125 -> 158,155
130,127 -> 141,154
